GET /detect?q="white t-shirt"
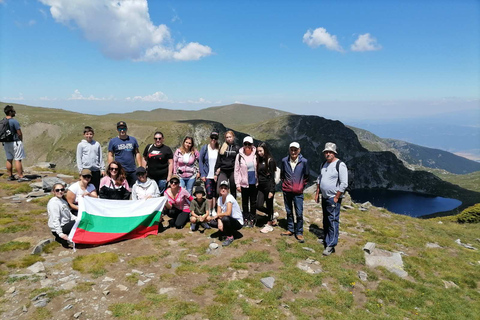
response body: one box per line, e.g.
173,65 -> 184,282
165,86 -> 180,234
207,145 -> 218,179
68,181 -> 96,204
218,194 -> 243,225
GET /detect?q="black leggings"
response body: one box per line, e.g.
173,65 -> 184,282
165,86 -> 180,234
209,216 -> 243,237
256,183 -> 274,221
52,220 -> 75,248
241,185 -> 257,221
165,207 -> 190,229
216,170 -> 236,198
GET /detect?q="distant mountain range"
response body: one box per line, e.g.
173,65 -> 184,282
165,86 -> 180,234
1,102 -> 479,216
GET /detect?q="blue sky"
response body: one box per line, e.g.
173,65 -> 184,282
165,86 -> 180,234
0,0 -> 479,121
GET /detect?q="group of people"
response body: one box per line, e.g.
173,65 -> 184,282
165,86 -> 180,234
46,120 -> 348,253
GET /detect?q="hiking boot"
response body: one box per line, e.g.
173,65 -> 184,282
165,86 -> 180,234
260,224 -> 274,234
190,223 -> 197,231
281,231 -> 294,236
296,234 -> 305,243
201,222 -> 211,229
7,175 -> 16,181
17,177 -> 30,182
323,246 -> 335,256
222,236 -> 234,246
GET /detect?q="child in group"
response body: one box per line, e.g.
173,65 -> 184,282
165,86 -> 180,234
189,186 -> 211,231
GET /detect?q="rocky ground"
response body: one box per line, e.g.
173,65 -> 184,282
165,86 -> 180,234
1,166 -> 479,320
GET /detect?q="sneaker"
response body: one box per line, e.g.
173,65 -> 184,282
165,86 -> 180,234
249,220 -> 255,228
244,219 -> 251,228
17,177 -> 30,182
7,176 -> 16,181
323,246 -> 335,256
296,234 -> 305,243
190,223 -> 197,231
260,224 -> 274,234
281,231 -> 294,236
222,236 -> 234,246
273,212 -> 279,219
201,222 -> 211,229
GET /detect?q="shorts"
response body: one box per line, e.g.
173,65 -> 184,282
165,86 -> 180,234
3,141 -> 26,161
205,178 -> 216,199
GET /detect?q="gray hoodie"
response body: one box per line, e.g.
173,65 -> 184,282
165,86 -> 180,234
76,139 -> 105,173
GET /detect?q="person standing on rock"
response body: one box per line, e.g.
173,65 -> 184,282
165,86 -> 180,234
280,142 -> 309,243
315,142 -> 348,256
108,121 -> 142,188
2,105 -> 29,182
76,126 -> 105,192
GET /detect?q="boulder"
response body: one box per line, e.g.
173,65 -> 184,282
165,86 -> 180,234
260,277 -> 275,289
365,248 -> 408,278
42,177 -> 66,192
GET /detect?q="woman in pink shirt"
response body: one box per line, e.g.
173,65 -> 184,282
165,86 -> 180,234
173,136 -> 200,195
164,175 -> 193,229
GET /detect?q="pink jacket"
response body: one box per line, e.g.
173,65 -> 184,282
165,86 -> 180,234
166,187 -> 193,212
173,149 -> 200,178
234,146 -> 257,188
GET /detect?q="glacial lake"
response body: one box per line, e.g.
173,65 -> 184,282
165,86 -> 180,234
349,189 -> 462,218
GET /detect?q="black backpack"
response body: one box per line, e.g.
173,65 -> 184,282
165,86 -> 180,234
0,118 -> 14,142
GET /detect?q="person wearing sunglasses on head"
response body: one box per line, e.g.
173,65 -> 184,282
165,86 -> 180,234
142,131 -> 173,196
99,161 -> 131,200
163,175 -> 193,229
234,136 -> 258,228
66,168 -> 98,215
199,130 -> 220,213
47,183 -> 76,248
107,121 -> 142,189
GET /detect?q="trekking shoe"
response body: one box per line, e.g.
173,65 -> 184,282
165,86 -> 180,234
17,177 -> 30,182
222,236 -> 234,246
260,224 -> 274,234
190,223 -> 197,231
281,231 -> 294,236
322,246 -> 335,256
296,234 -> 305,243
201,222 -> 211,229
7,175 -> 16,181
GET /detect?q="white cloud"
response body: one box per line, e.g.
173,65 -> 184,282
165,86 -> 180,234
171,8 -> 181,23
126,91 -> 169,102
303,27 -> 343,52
39,0 -> 212,62
351,33 -> 382,52
39,96 -> 57,101
68,89 -> 111,101
28,19 -> 36,26
2,93 -> 25,101
179,97 -> 212,104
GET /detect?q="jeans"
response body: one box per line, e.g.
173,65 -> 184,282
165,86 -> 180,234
241,185 -> 257,222
180,175 -> 196,195
321,197 -> 342,248
283,192 -> 304,235
157,179 -> 167,196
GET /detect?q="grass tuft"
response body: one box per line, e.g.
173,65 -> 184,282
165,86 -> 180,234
72,252 -> 118,278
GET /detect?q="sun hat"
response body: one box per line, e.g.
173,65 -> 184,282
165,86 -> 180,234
289,142 -> 300,149
193,186 -> 206,196
323,142 -> 337,154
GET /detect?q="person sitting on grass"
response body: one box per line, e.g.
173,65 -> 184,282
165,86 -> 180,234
66,169 -> 98,215
164,175 -> 193,229
131,166 -> 160,200
99,161 -> 131,200
206,180 -> 243,246
47,183 -> 76,248
189,186 -> 211,231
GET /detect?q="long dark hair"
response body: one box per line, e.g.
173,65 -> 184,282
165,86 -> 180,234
256,142 -> 276,175
107,161 -> 126,185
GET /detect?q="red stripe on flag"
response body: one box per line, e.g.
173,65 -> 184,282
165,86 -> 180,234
72,225 -> 159,245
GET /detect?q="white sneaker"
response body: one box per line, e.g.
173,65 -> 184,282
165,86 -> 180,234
260,224 -> 274,233
273,212 -> 279,219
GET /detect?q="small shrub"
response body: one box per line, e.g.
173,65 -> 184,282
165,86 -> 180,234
7,254 -> 44,268
456,204 -> 480,223
128,255 -> 158,266
72,252 -> 118,277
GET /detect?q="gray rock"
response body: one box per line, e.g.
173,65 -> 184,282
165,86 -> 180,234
33,299 -> 49,308
61,280 -> 77,290
302,247 -> 315,253
442,280 -> 459,289
30,181 -> 44,189
32,238 -> 53,255
159,287 -> 175,295
116,284 -> 128,291
359,207 -> 368,212
131,269 -> 144,275
260,277 -> 275,289
455,239 -> 477,250
6,286 -> 15,294
40,279 -> 54,288
73,311 -> 82,318
137,280 -> 145,286
32,293 -> 48,302
36,162 -> 56,169
426,242 -> 442,249
342,205 -> 354,210
27,190 -> 49,198
363,242 -> 376,254
22,305 -> 27,313
209,243 -> 219,250
57,174 -> 74,179
365,248 -> 408,278
361,201 -> 372,208
296,261 -> 322,274
105,311 -> 113,316
358,271 -> 368,281
103,276 -> 115,282
27,262 -> 45,274
42,177 -> 65,191
62,304 -> 74,311
170,262 -> 181,269
103,290 -> 110,296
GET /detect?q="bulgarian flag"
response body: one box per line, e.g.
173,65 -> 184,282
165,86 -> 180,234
68,196 -> 167,245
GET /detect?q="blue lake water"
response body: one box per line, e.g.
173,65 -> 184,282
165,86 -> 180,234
349,189 -> 462,218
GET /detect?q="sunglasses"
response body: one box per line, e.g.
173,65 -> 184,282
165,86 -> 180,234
137,173 -> 146,176
117,128 -> 127,131
54,188 -> 65,192
154,137 -> 163,140
110,167 -> 118,171
243,142 -> 252,146
210,136 -> 218,140
219,186 -> 228,190
170,180 -> 179,185
82,175 -> 92,179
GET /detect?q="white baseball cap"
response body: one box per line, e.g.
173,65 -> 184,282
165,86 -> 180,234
289,142 -> 300,149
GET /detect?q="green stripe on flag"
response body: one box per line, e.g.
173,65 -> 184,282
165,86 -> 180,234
77,211 -> 162,234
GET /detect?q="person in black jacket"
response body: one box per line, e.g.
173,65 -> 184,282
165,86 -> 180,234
214,130 -> 240,198
256,143 -> 277,233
